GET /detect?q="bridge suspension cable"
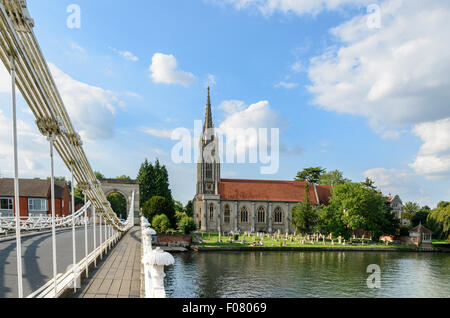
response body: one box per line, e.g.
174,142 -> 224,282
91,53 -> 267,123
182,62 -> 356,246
0,0 -> 136,298
0,0 -> 131,232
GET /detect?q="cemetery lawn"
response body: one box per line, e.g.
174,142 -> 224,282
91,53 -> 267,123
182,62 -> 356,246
192,232 -> 413,249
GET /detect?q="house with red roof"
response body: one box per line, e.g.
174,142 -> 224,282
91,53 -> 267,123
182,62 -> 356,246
193,89 -> 332,233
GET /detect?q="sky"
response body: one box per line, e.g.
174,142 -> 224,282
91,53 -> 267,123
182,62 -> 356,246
0,0 -> 449,208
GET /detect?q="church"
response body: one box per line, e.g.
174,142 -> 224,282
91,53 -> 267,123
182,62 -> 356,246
193,88 -> 332,234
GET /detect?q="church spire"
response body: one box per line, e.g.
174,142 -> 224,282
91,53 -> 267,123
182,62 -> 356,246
204,86 -> 213,133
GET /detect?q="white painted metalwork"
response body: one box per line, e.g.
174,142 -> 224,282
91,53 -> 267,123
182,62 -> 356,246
0,1 -> 140,298
141,216 -> 174,298
10,53 -> 23,298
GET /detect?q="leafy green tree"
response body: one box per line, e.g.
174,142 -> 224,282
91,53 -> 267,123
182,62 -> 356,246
318,183 -> 399,240
94,171 -> 105,179
152,214 -> 171,234
291,183 -> 319,234
142,196 -> 174,225
403,202 -> 420,221
116,175 -> 131,180
361,177 -> 376,190
295,167 -> 326,184
411,211 -> 429,227
427,201 -> 450,240
185,200 -> 193,217
178,216 -> 197,234
107,193 -> 127,219
137,159 -> 173,204
174,200 -> 184,213
318,170 -> 351,186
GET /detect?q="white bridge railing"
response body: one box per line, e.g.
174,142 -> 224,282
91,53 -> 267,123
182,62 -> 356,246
26,192 -> 135,298
141,216 -> 174,298
0,0 -> 136,297
0,202 -> 90,234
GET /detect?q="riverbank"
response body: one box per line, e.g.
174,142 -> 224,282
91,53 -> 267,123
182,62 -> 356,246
191,245 -> 449,252
191,233 -> 450,253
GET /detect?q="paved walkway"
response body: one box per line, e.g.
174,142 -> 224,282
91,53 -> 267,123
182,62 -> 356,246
71,226 -> 142,298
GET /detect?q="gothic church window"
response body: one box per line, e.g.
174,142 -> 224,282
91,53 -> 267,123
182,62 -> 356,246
224,205 -> 231,224
257,206 -> 266,223
209,203 -> 214,220
240,206 -> 249,223
206,164 -> 212,179
274,207 -> 283,224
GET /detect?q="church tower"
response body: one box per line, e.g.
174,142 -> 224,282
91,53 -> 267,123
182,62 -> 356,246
196,87 -> 220,195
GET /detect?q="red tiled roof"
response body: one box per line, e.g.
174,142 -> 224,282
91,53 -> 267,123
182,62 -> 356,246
218,179 -> 332,204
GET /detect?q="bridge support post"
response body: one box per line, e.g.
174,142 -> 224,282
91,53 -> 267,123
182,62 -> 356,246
10,54 -> 23,298
48,134 -> 58,297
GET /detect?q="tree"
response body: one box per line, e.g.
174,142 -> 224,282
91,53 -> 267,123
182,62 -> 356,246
403,202 -> 420,221
116,175 -> 131,180
318,170 -> 351,186
318,183 -> 399,240
152,214 -> 171,234
427,201 -> 450,240
178,216 -> 196,234
141,196 -> 174,225
291,183 -> 319,234
174,200 -> 184,213
295,167 -> 326,184
185,200 -> 193,217
107,193 -> 127,219
137,158 -> 175,225
361,177 -> 376,190
94,171 -> 105,179
411,211 -> 429,227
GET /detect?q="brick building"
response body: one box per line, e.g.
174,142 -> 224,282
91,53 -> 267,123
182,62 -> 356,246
0,178 -> 71,218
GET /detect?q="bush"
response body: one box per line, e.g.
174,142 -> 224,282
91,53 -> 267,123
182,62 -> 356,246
178,216 -> 196,234
152,214 -> 170,234
142,196 -> 173,225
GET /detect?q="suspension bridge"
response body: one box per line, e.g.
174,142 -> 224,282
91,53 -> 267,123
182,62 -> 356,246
0,0 -> 173,298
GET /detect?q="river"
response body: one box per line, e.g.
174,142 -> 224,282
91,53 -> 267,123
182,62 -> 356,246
164,251 -> 450,298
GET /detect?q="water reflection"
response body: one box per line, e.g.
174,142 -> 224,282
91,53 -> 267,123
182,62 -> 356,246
164,251 -> 450,298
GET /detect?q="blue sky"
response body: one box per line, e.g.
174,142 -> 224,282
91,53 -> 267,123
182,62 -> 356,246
0,0 -> 449,207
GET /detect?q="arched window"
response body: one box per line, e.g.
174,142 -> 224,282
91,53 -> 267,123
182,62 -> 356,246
224,205 -> 231,224
209,203 -> 214,220
240,206 -> 249,223
274,207 -> 283,224
257,206 -> 266,223
206,163 -> 212,179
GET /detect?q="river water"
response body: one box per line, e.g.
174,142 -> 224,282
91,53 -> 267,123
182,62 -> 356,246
164,251 -> 450,298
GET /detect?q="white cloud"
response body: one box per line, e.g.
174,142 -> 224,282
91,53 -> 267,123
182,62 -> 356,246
205,74 -> 216,87
49,63 -> 124,140
149,53 -> 196,86
70,41 -> 87,55
307,1 -> 450,131
218,100 -> 281,156
291,61 -> 304,72
275,81 -> 298,89
364,167 -> 419,196
0,109 -> 48,177
219,0 -> 368,16
410,118 -> 450,178
119,51 -> 139,62
141,127 -> 174,139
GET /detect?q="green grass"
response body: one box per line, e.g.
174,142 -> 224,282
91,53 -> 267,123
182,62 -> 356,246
432,239 -> 450,245
192,232 -> 412,249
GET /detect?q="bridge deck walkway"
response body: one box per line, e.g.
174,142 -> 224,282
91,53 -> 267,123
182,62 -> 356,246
71,226 -> 142,298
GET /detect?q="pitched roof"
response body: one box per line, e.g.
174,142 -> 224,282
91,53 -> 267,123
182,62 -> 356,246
218,179 -> 332,204
409,223 -> 433,234
0,178 -> 67,198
